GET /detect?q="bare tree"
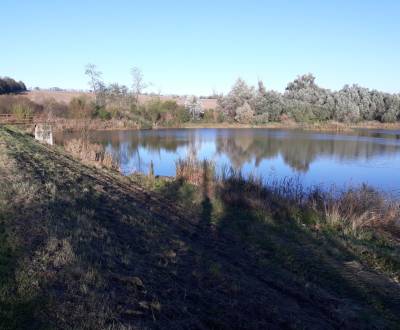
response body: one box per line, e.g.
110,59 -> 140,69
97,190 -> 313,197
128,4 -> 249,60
131,67 -> 148,105
85,63 -> 104,105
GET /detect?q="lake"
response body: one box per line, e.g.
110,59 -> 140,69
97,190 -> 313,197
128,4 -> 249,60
56,128 -> 400,194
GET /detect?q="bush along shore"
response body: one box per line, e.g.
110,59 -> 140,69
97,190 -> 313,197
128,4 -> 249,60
1,126 -> 400,329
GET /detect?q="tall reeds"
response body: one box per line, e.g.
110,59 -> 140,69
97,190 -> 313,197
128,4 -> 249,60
175,158 -> 215,187
64,138 -> 118,170
175,158 -> 400,236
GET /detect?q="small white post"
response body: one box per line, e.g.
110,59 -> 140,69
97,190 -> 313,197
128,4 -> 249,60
34,123 -> 53,145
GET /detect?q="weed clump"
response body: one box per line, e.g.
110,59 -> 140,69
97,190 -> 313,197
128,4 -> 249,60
176,158 -> 215,186
64,138 -> 117,170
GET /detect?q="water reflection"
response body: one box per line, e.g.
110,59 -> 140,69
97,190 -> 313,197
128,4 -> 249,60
56,128 -> 400,192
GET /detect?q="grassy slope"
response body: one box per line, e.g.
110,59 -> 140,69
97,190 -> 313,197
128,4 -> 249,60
0,127 -> 400,329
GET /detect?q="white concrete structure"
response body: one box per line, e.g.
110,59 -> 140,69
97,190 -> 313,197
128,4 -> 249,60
34,123 -> 53,145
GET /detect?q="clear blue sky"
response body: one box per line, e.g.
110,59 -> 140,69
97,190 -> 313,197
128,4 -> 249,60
1,0 -> 399,95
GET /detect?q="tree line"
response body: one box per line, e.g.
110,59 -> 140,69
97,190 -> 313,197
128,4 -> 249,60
0,77 -> 27,94
218,74 -> 400,123
1,69 -> 399,125
81,64 -> 201,127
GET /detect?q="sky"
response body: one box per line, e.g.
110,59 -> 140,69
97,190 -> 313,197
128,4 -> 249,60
1,0 -> 399,95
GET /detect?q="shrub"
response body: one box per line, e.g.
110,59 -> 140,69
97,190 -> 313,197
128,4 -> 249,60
202,109 -> 217,123
176,158 -> 215,186
107,107 -> 121,119
92,106 -> 112,120
137,117 -> 153,129
42,98 -> 69,118
285,101 -> 316,122
69,96 -> 94,119
175,105 -> 190,123
11,104 -> 33,120
143,99 -> 164,124
216,111 -> 226,123
253,113 -> 269,124
322,185 -> 399,234
64,138 -> 118,169
234,102 -> 255,123
0,95 -> 42,115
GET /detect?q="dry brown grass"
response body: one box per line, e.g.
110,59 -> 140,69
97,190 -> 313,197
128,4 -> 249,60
176,158 -> 214,186
197,166 -> 400,237
26,90 -> 92,104
26,90 -> 218,110
51,118 -> 139,132
64,138 -> 117,170
322,186 -> 400,234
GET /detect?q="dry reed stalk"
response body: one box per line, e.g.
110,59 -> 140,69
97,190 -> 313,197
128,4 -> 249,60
64,138 -> 118,170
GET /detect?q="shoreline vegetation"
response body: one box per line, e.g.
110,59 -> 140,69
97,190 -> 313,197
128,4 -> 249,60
42,118 -> 400,134
1,126 -> 400,328
2,69 -> 400,135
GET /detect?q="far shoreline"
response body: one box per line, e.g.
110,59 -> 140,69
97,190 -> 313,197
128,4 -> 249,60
52,119 -> 400,134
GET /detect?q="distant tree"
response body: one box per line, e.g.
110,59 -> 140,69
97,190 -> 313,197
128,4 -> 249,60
0,77 -> 27,94
105,83 -> 129,112
254,80 -> 268,115
285,73 -> 317,92
333,86 -> 361,122
252,81 -> 286,122
382,94 -> 400,122
131,67 -> 148,105
234,102 -> 255,123
263,91 -> 285,121
215,74 -> 400,124
218,78 -> 256,118
85,64 -> 104,105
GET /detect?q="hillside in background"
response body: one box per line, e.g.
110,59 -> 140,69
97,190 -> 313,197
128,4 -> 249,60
25,90 -> 218,110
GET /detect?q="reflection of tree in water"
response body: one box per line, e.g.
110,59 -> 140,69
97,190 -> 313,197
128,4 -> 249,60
110,133 -> 190,173
216,134 -> 281,169
60,129 -> 400,174
215,131 -> 400,172
95,130 -> 208,173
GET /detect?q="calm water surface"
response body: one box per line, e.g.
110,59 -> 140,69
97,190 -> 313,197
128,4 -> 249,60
56,128 -> 400,194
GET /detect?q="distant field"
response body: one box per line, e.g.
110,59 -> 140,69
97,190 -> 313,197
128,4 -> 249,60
26,90 -> 91,104
25,90 -> 218,110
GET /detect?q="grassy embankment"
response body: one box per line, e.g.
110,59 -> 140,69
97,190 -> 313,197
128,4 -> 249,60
1,126 -> 400,329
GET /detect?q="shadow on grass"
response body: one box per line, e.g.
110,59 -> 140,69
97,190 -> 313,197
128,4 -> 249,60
2,127 -> 400,329
212,177 -> 400,326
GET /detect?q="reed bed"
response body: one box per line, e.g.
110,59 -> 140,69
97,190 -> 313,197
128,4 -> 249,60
175,158 -> 215,186
64,138 -> 118,170
176,158 -> 400,236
